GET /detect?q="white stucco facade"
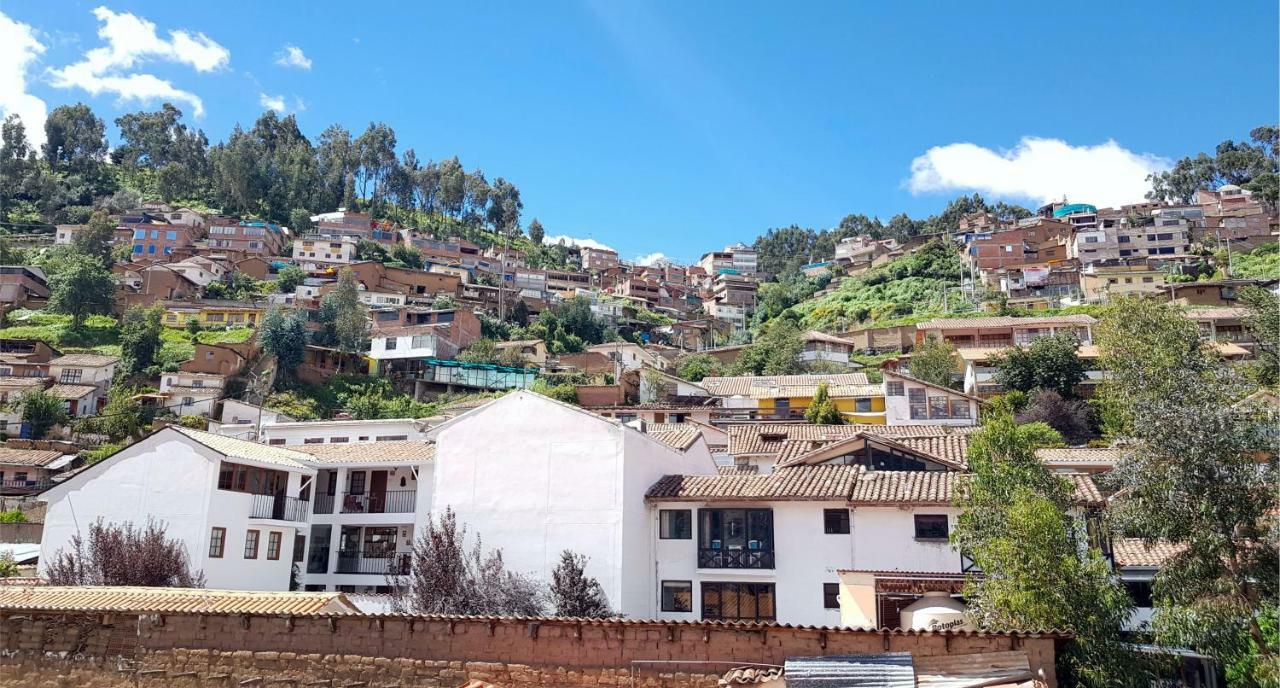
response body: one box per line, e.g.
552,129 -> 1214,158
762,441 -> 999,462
427,392 -> 715,617
262,418 -> 427,446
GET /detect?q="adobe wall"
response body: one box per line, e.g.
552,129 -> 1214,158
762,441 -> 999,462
0,612 -> 1059,687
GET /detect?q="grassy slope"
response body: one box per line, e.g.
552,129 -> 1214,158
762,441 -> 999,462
0,309 -> 253,365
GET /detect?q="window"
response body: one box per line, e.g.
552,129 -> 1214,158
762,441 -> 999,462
913,514 -> 949,540
348,471 -> 366,495
928,397 -> 949,419
267,439 -> 286,445
701,582 -> 776,621
209,527 -> 226,558
1156,233 -> 1173,241
823,583 -> 840,609
411,335 -> 432,348
304,438 -> 324,444
1142,276 -> 1154,283
267,532 -> 282,560
148,245 -> 156,254
133,229 -> 146,239
1124,580 -> 1153,607
660,510 -> 692,539
59,369 -> 83,383
244,530 -> 260,559
329,437 -> 349,443
375,435 -> 408,441
885,381 -> 904,396
1118,235 -> 1131,243
293,534 -> 307,563
150,230 -> 160,239
384,337 -> 397,351
661,581 -> 693,612
907,388 -> 927,420
134,245 -> 143,253
166,231 -> 178,240
855,398 -> 872,413
823,509 -> 850,534
948,399 -> 969,419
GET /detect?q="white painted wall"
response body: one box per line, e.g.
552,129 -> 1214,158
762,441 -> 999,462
262,419 -> 426,445
430,392 -> 714,617
38,432 -> 305,591
651,500 -> 851,627
368,333 -> 444,360
850,506 -> 963,573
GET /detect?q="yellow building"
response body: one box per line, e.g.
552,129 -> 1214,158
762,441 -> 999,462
753,383 -> 886,424
163,302 -> 265,328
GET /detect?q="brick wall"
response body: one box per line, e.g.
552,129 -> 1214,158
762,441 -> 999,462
0,612 -> 1059,688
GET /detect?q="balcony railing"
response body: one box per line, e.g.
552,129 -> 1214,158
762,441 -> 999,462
340,490 -> 416,514
698,548 -> 775,569
313,494 -> 335,515
335,550 -> 412,575
0,479 -> 53,493
249,494 -> 310,522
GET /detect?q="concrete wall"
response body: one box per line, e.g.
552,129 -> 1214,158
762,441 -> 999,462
0,612 -> 1061,687
851,507 -> 963,573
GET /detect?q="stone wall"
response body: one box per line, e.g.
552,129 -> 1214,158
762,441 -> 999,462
0,612 -> 1060,687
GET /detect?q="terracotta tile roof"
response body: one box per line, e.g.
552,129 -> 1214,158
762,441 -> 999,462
1036,447 -> 1125,465
701,373 -> 870,397
848,470 -> 955,505
803,330 -> 856,346
727,423 -> 977,456
48,353 -> 118,367
0,377 -> 45,389
894,435 -> 972,467
1184,307 -> 1250,320
720,666 -> 784,686
1066,473 -> 1105,505
747,383 -> 881,399
915,314 -> 1096,331
647,427 -> 702,451
0,586 -> 359,615
46,383 -> 97,399
0,447 -> 66,467
296,441 -> 436,465
646,465 -> 859,502
170,426 -> 314,471
1112,538 -> 1184,568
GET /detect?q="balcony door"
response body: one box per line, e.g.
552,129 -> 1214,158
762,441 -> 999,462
369,471 -> 388,513
698,509 -> 773,569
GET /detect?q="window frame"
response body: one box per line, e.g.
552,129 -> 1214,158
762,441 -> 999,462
823,508 -> 850,535
209,527 -> 226,558
913,514 -> 949,540
244,529 -> 260,559
659,509 -> 692,539
660,580 -> 693,613
266,531 -> 282,560
823,582 -> 840,609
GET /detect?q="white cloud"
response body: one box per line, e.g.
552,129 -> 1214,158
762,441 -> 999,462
634,252 -> 671,267
258,93 -> 286,113
907,137 -> 1171,209
46,6 -> 230,117
544,235 -> 615,252
275,45 -> 311,70
0,12 -> 48,150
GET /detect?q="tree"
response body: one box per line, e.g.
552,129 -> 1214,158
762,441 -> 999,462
42,103 -> 108,174
527,218 -> 545,245
14,389 -> 69,440
319,269 -> 369,364
355,238 -> 388,262
288,208 -> 314,235
112,104 -> 210,199
1014,389 -> 1093,445
1239,285 -> 1279,386
275,265 -> 306,294
118,305 -> 164,378
1099,298 -> 1278,683
44,518 -> 205,587
952,410 -> 1137,685
71,209 -> 117,266
734,319 -> 805,376
46,254 -> 115,330
77,386 -> 150,443
394,507 -> 545,616
1147,125 -> 1278,209
258,306 -> 309,386
992,332 -> 1086,399
908,334 -> 956,388
390,244 -> 422,268
805,382 -> 844,424
675,353 -> 723,382
457,338 -> 527,368
550,550 -> 613,618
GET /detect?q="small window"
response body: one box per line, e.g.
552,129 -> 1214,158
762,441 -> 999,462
661,580 -> 692,612
855,398 -> 872,413
1124,580 -> 1153,607
267,439 -> 286,445
244,530 -> 260,559
209,527 -> 226,558
660,510 -> 692,539
385,337 -> 398,351
885,381 -> 904,396
267,532 -> 282,560
823,583 -> 840,609
914,515 -> 949,540
823,509 -> 850,534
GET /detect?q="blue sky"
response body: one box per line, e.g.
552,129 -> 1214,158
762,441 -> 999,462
2,1 -> 1277,263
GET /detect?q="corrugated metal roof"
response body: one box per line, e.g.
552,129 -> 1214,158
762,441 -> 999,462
0,586 -> 359,615
784,653 -> 915,688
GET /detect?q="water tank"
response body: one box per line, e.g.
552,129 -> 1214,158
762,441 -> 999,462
899,591 -> 971,631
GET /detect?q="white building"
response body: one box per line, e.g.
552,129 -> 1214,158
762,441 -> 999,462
586,342 -> 671,372
48,353 -> 117,415
160,372 -> 226,418
425,391 -> 717,617
206,400 -> 297,441
881,371 -> 983,426
39,427 -> 316,591
292,236 -> 358,268
166,257 -> 227,287
262,418 -> 429,446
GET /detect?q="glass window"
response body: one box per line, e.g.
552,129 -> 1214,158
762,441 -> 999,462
907,388 -> 927,420
166,231 -> 177,240
1124,580 -> 1153,607
661,580 -> 692,612
363,527 -> 398,556
147,245 -> 156,254
244,530 -> 260,558
385,337 -> 397,350
209,527 -> 225,558
823,509 -> 849,534
949,400 -> 969,419
660,510 -> 692,539
267,532 -> 282,560
150,230 -> 160,239
292,534 -> 306,563
701,582 -> 776,621
928,397 -> 949,419
885,381 -> 904,397
914,514 -> 949,540
855,398 -> 872,412
411,335 -> 431,348
348,471 -> 366,495
823,583 -> 840,609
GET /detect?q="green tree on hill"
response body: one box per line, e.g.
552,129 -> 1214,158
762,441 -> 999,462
259,306 -> 309,386
805,382 -> 843,424
15,389 -> 70,440
907,334 -> 956,388
992,332 -> 1087,399
71,209 -> 117,266
46,254 -> 115,330
118,305 -> 164,378
734,318 -> 805,376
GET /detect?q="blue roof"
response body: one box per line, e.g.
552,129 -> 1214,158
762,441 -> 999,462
1052,203 -> 1097,218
